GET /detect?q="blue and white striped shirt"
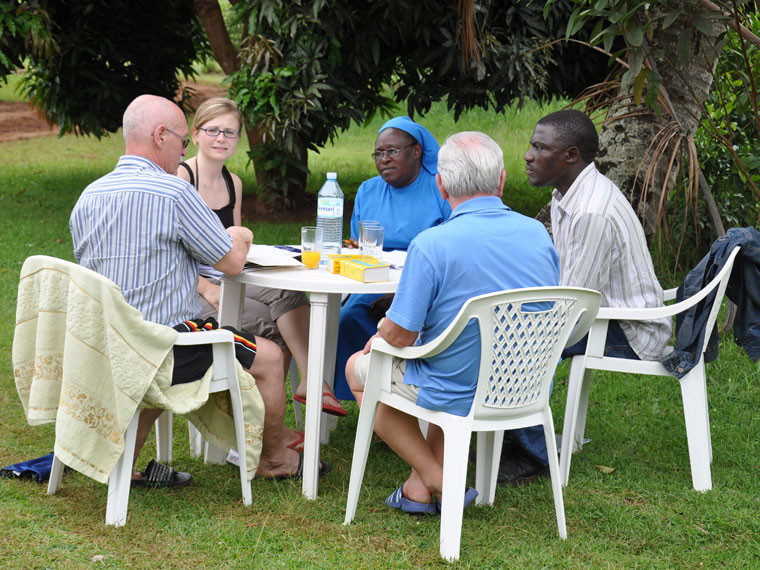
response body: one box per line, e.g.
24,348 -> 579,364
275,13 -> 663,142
70,155 -> 233,327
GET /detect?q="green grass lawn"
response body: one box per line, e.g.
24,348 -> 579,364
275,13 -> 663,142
1,90 -> 759,568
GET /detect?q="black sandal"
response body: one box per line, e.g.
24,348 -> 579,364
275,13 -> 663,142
131,459 -> 193,488
262,452 -> 331,481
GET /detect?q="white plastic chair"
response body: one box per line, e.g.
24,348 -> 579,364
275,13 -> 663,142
161,357 -> 336,467
343,287 -> 601,561
559,246 -> 741,492
48,321 -> 252,526
156,360 -> 300,465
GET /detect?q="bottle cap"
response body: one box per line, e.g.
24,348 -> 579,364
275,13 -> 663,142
327,172 -> 337,179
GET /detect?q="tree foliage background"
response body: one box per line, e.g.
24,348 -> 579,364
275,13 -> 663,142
2,0 -> 757,259
2,0 -> 208,136
686,9 -> 760,251
560,0 -> 759,264
224,0 -> 610,203
0,0 -> 609,200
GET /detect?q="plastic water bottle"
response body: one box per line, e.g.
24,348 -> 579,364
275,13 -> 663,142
316,172 -> 344,255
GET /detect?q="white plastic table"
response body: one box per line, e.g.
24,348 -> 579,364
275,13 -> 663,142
218,264 -> 400,499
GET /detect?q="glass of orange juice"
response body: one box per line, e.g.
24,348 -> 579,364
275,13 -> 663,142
300,226 -> 323,269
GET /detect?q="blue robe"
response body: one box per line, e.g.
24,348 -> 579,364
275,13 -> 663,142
334,117 -> 451,400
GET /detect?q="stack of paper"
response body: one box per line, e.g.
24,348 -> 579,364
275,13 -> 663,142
245,245 -> 303,268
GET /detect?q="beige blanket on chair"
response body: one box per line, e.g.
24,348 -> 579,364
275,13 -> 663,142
12,256 -> 264,483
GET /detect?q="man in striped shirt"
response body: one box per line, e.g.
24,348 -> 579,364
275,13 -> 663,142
70,95 -> 312,486
498,109 -> 672,486
528,109 -> 671,360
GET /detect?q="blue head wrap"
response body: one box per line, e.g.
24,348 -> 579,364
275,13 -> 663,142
378,116 -> 439,176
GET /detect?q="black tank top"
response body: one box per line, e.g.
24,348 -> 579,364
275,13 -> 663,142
178,161 -> 236,228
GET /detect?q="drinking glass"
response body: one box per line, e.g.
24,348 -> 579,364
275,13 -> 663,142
362,225 -> 384,259
358,220 -> 381,255
301,226 -> 323,268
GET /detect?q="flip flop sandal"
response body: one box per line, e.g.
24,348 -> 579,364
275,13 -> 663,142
433,487 -> 479,512
131,459 -> 192,489
264,452 -> 331,481
286,431 -> 305,452
385,484 -> 438,515
293,391 -> 348,417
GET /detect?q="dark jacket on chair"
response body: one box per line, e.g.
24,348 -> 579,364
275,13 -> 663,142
661,227 -> 760,378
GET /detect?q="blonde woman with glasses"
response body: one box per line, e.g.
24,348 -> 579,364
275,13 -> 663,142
178,98 -> 346,452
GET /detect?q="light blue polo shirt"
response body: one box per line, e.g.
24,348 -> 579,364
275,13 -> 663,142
386,195 -> 559,416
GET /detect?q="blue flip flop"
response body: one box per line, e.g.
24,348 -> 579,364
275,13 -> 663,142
385,485 -> 438,515
463,486 -> 479,508
434,486 -> 479,512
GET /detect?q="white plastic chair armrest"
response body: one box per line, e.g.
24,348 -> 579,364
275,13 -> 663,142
174,329 -> 234,345
368,297 -> 478,361
369,336 -> 441,361
595,283 -> 724,322
663,287 -> 677,302
593,246 -> 739,322
372,286 -> 600,360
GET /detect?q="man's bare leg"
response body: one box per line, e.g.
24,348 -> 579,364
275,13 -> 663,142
374,404 -> 444,503
131,408 -> 163,479
346,351 -> 443,502
249,335 -> 302,477
401,425 -> 444,503
345,351 -> 365,407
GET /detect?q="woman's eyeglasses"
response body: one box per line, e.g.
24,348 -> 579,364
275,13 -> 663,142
198,127 -> 241,139
371,142 -> 416,161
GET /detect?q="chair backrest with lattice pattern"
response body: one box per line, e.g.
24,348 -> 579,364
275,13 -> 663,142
459,287 -> 600,421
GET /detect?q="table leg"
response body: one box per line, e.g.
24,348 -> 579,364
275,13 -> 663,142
218,279 -> 245,330
319,295 -> 342,444
302,291 -> 330,499
323,295 -> 341,387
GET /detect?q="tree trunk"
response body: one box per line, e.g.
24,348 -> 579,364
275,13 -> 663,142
193,0 -> 309,212
595,0 -> 723,241
194,0 -> 239,74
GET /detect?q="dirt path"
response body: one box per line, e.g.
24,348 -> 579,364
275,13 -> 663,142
0,100 -> 57,142
0,81 -> 316,222
0,82 -> 225,143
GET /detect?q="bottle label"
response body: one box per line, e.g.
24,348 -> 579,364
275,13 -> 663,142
317,197 -> 343,218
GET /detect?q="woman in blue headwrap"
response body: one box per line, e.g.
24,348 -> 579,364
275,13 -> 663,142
332,116 -> 452,400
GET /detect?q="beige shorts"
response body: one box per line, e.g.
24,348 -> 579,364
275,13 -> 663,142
199,278 -> 309,350
353,351 -> 419,402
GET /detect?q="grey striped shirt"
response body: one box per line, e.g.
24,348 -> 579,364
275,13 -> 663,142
70,155 -> 232,327
551,163 -> 671,360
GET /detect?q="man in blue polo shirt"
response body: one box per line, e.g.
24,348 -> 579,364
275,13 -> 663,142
346,131 -> 559,514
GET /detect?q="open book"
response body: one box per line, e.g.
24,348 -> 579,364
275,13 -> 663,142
245,245 -> 303,268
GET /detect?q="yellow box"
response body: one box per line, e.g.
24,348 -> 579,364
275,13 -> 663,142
327,254 -> 378,274
340,259 -> 390,282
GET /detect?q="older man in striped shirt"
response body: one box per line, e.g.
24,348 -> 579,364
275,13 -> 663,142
498,109 -> 672,486
70,95 -> 313,486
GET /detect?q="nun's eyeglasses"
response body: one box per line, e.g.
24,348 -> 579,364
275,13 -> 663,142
371,142 -> 416,161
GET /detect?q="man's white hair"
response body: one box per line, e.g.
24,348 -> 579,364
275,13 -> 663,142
437,131 -> 503,197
